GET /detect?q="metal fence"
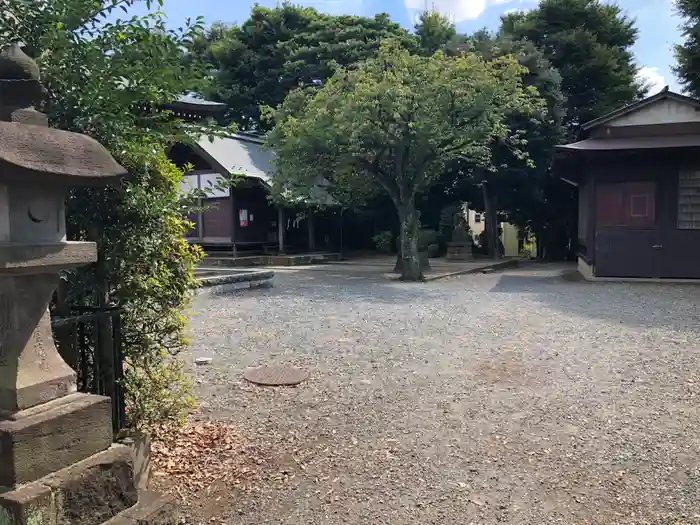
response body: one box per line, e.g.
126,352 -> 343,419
51,306 -> 126,435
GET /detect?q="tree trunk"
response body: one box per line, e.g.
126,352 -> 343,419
482,183 -> 499,260
397,201 -> 423,281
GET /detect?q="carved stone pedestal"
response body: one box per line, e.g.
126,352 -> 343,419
445,241 -> 473,261
0,443 -> 178,525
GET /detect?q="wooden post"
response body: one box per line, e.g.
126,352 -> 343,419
278,206 -> 285,254
230,187 -> 237,257
307,207 -> 316,252
196,173 -> 203,240
339,208 -> 344,256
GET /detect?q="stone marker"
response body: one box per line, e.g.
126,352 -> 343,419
0,44 -> 176,524
445,221 -> 474,262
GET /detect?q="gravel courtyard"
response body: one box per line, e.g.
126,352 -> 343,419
184,262 -> 700,525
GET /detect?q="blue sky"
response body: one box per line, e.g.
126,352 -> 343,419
129,0 -> 683,93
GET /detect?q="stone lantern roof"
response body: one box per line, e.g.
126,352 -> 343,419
0,45 -> 126,184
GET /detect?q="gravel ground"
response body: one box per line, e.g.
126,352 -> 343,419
182,262 -> 700,525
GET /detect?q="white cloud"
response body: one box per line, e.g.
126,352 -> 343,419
637,66 -> 667,95
503,6 -> 533,15
404,0 -> 518,23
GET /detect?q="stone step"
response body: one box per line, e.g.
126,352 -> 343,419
102,490 -> 180,525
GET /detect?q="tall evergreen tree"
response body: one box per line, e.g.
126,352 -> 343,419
195,4 -> 417,131
499,0 -> 645,258
501,0 -> 646,133
414,10 -> 456,54
675,0 -> 700,97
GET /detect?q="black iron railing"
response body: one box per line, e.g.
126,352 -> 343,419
51,306 -> 126,435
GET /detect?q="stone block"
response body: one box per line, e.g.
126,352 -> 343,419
0,482 -> 53,525
44,444 -> 138,525
0,393 -> 113,488
445,241 -> 473,261
0,242 -> 97,275
0,274 -> 78,412
120,491 -> 179,525
119,433 -> 152,494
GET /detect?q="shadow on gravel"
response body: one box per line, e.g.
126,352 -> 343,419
490,272 -> 700,332
238,270 -> 443,306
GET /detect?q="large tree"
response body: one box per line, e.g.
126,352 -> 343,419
675,0 -> 700,97
414,9 -> 456,55
500,0 -> 645,258
268,41 -> 543,280
443,31 -> 566,258
501,0 -> 645,134
195,3 -> 417,131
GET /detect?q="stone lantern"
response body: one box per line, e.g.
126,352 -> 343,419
0,46 -> 173,524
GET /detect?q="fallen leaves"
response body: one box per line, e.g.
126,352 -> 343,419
151,420 -> 264,502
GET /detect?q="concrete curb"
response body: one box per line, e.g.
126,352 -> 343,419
424,259 -> 521,282
195,270 -> 274,296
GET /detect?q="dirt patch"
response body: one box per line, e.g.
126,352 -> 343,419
472,351 -> 532,387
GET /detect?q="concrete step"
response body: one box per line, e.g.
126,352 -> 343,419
102,491 -> 180,525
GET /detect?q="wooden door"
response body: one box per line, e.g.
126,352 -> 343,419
594,182 -> 660,277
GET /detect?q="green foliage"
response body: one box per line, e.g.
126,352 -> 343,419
414,10 -> 456,55
193,3 -> 418,130
499,0 -> 645,259
268,40 -> 542,280
453,31 -> 565,237
2,0 -> 213,433
418,229 -> 442,251
371,230 -> 394,254
500,0 -> 645,132
675,0 -> 700,97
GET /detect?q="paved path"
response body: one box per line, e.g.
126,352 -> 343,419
185,262 -> 700,524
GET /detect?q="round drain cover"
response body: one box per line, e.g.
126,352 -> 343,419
243,365 -> 308,386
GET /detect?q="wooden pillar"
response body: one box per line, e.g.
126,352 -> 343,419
307,207 -> 316,252
230,188 -> 237,257
278,206 -> 285,254
339,208 -> 344,255
196,172 -> 203,240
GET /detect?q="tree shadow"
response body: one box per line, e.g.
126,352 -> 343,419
227,266 -> 450,306
489,270 -> 700,332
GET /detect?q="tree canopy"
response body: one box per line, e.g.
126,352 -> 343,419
195,3 -> 417,131
440,31 -> 565,256
501,0 -> 645,133
268,41 -> 544,280
1,0 -> 213,432
675,0 -> 700,97
414,10 -> 456,55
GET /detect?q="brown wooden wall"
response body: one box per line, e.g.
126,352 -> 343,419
583,148 -> 700,278
185,183 -> 276,245
232,185 -> 276,244
202,197 -> 231,239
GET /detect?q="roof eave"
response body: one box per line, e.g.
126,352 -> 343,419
581,89 -> 700,131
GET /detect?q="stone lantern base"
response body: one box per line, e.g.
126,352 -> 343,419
0,44 -> 177,525
0,413 -> 179,525
445,240 -> 473,261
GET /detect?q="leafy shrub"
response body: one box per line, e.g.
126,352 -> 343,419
418,229 -> 442,251
372,230 -> 394,253
3,0 -> 214,435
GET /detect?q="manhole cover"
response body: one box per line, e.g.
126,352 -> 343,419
243,365 -> 308,386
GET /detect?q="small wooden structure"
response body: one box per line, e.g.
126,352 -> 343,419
167,97 -> 335,255
557,88 -> 700,279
